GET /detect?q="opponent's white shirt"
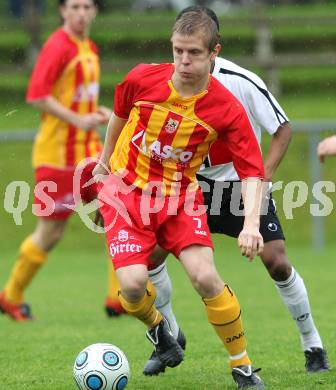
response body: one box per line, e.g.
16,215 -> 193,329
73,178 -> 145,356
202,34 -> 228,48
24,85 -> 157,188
199,57 -> 289,181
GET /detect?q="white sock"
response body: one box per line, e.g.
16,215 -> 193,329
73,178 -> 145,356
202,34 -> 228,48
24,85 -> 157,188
275,267 -> 323,351
149,262 -> 179,339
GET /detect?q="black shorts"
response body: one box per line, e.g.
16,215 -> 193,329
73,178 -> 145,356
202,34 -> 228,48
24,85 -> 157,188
197,174 -> 285,243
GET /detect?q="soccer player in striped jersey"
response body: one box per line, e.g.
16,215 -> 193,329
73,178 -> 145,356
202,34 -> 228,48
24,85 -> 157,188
94,9 -> 265,389
141,5 -> 329,377
0,0 -> 111,321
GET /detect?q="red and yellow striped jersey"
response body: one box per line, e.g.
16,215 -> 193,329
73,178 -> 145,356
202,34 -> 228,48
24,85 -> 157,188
112,63 -> 264,195
27,28 -> 102,169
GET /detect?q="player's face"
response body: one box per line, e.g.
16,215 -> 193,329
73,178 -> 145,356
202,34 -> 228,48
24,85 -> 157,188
60,0 -> 96,36
171,32 -> 220,85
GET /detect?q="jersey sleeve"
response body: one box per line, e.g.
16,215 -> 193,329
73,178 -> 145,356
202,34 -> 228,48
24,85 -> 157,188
113,64 -> 146,119
244,74 -> 289,135
26,38 -> 68,102
219,103 -> 264,180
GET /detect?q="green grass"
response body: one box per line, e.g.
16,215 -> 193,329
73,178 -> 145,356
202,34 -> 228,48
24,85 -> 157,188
0,240 -> 335,389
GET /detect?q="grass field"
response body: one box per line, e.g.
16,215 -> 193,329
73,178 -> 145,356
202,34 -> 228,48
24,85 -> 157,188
0,238 -> 335,389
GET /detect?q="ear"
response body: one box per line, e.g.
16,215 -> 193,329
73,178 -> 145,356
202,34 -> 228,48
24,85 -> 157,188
210,43 -> 221,62
59,5 -> 66,20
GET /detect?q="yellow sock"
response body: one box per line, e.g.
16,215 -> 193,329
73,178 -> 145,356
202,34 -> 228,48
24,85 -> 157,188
119,281 -> 163,328
107,259 -> 122,303
203,285 -> 251,368
4,236 -> 47,304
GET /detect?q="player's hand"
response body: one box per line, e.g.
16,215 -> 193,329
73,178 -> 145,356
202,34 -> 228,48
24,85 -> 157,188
317,135 -> 336,163
77,113 -> 106,131
97,106 -> 112,124
92,161 -> 110,183
238,226 -> 264,261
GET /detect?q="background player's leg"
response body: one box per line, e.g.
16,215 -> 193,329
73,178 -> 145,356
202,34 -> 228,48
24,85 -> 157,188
0,218 -> 67,320
261,239 -> 328,372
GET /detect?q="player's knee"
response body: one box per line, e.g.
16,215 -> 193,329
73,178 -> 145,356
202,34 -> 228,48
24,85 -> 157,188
191,269 -> 223,298
262,243 -> 292,281
119,275 -> 148,302
121,284 -> 145,302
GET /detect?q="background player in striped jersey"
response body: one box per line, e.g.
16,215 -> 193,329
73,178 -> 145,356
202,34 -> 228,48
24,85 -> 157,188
140,5 -> 329,377
0,0 -> 111,321
94,9 -> 265,389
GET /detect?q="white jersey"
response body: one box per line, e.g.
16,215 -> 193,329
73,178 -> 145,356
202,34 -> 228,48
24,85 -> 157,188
199,57 -> 289,181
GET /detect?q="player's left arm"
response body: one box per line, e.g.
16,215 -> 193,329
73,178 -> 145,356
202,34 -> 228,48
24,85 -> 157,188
239,177 -> 264,261
222,104 -> 265,261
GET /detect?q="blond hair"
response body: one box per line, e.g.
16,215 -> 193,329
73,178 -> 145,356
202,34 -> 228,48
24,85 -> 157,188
172,10 -> 220,51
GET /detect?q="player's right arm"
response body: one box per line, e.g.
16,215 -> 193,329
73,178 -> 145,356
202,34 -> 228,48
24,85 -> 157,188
93,66 -> 141,181
93,113 -> 127,180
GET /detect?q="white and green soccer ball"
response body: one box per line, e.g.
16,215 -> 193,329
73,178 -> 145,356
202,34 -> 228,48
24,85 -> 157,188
73,343 -> 130,390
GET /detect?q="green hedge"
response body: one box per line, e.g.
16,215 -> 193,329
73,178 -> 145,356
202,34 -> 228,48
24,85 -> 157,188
0,9 -> 336,64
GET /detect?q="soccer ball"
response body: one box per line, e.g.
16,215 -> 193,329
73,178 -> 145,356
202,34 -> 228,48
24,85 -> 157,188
73,343 -> 130,390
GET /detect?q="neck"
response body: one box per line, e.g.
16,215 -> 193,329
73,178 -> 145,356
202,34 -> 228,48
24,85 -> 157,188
171,72 -> 209,98
63,25 -> 88,41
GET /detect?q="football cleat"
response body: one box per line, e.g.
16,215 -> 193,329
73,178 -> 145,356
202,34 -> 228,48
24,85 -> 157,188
304,348 -> 330,373
104,297 -> 126,318
143,328 -> 186,375
232,365 -> 264,389
146,318 -> 184,368
0,291 -> 34,321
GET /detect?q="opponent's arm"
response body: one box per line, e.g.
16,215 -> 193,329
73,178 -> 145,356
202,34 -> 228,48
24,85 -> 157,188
263,122 -> 292,181
29,96 -> 106,131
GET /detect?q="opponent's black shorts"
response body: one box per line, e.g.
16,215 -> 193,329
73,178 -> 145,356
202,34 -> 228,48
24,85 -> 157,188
197,174 -> 285,243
